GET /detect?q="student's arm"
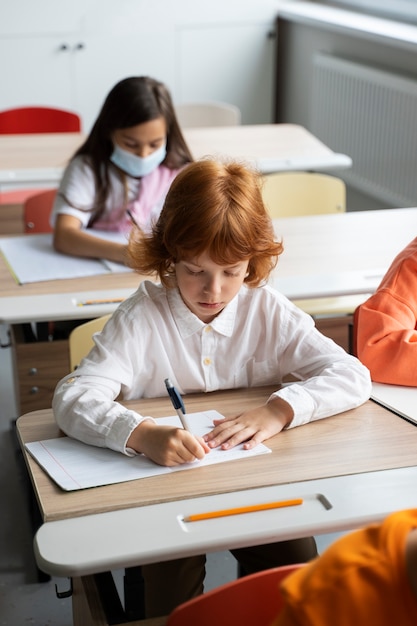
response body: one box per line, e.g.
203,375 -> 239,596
204,396 -> 293,451
356,291 -> 417,385
53,213 -> 128,264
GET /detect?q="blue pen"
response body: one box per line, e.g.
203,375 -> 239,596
164,378 -> 190,431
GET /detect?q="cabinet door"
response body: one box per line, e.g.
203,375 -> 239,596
0,36 -> 74,111
176,23 -> 275,124
73,32 -> 176,132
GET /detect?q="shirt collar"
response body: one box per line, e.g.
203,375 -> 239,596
167,287 -> 239,339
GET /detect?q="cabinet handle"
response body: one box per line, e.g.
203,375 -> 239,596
74,42 -> 85,51
59,43 -> 70,51
30,386 -> 39,395
29,367 -> 38,376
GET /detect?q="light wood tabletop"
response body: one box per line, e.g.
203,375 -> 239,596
0,124 -> 351,191
2,207 -> 417,304
0,132 -> 84,172
17,386 -> 417,523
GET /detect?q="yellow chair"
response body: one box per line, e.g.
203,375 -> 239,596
68,312 -> 146,619
262,172 -> 364,339
175,101 -> 241,128
262,171 -> 346,218
68,314 -> 111,370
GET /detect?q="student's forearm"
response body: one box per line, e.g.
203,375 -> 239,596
54,228 -> 127,264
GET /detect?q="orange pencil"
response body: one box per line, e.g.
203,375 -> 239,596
77,298 -> 124,306
183,498 -> 303,522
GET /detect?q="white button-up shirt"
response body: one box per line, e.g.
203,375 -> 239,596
53,281 -> 371,455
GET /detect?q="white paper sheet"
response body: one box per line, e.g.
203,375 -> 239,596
25,410 -> 271,491
371,382 -> 417,426
0,232 -> 133,284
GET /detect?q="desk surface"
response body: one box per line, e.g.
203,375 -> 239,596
272,206 -> 416,299
16,386 -> 417,577
17,387 -> 417,523
1,207 -> 416,323
0,124 -> 351,190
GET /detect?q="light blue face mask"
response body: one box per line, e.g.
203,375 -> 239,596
110,141 -> 167,178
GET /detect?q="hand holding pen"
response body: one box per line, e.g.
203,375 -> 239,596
127,380 -> 209,466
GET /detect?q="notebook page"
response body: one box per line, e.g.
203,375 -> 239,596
25,410 -> 271,491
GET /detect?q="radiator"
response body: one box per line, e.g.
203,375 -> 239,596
310,52 -> 417,207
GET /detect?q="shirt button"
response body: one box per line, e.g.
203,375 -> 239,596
205,326 -> 212,332
203,357 -> 212,366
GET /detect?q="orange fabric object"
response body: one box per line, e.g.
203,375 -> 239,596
271,509 -> 417,626
355,237 -> 417,385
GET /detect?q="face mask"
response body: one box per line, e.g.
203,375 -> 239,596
110,142 -> 167,178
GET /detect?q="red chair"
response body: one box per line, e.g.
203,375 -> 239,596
23,188 -> 57,233
165,563 -> 305,626
0,106 -> 81,217
0,106 -> 81,134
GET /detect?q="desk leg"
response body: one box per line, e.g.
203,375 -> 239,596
72,576 -> 107,626
72,576 -> 108,626
73,573 -> 125,625
72,575 -> 167,626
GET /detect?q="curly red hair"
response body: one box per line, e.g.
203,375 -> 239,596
128,159 -> 283,287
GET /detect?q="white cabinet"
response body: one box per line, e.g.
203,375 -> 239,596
0,0 -> 279,130
0,30 -> 176,132
0,37 -> 81,112
177,23 -> 275,124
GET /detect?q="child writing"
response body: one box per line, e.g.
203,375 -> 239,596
51,76 -> 192,265
52,159 -> 371,617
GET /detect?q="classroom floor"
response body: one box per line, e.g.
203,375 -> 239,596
0,322 -> 341,625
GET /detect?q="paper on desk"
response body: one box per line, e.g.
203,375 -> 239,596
25,410 -> 271,491
0,232 -> 133,284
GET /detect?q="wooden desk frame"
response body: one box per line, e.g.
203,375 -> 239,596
16,387 -> 417,625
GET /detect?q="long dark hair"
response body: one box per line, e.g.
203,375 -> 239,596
67,76 -> 192,223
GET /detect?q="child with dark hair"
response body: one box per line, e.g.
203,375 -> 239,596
52,76 -> 192,264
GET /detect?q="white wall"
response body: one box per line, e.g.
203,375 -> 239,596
0,0 -> 284,131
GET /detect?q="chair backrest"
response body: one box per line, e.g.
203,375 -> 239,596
175,101 -> 241,128
23,189 -> 57,233
0,106 -> 81,134
166,563 -> 304,626
69,314 -> 112,370
262,172 -> 346,218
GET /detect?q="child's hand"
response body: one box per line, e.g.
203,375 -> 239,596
203,397 -> 294,451
127,420 -> 210,466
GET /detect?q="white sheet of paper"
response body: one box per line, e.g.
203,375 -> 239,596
371,382 -> 417,425
0,232 -> 133,284
25,410 -> 271,491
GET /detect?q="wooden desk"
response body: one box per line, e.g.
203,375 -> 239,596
273,206 -> 417,298
2,207 -> 415,306
0,124 -> 351,193
16,387 -> 417,625
0,260 -> 144,413
17,387 -> 417,528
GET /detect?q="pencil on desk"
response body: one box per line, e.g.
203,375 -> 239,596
77,298 -> 125,306
183,498 -> 303,522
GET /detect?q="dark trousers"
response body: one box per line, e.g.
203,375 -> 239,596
142,537 -> 318,617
